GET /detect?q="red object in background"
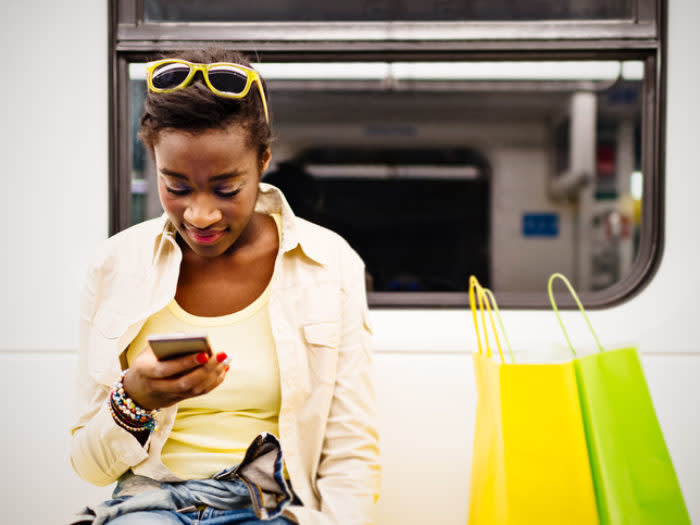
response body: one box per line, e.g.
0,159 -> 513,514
597,143 -> 616,178
604,212 -> 632,240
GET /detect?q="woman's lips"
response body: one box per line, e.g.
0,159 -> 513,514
185,226 -> 226,245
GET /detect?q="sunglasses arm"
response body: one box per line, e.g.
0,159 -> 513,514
255,79 -> 270,124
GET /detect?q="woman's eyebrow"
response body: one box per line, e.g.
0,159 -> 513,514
159,168 -> 244,181
159,168 -> 188,180
210,171 -> 244,181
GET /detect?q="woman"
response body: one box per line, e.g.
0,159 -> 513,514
70,48 -> 380,525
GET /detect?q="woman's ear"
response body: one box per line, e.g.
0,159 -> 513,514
259,148 -> 272,177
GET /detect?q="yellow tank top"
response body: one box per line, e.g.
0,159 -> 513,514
126,215 -> 282,480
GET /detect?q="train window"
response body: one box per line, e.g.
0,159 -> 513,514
111,1 -> 663,308
144,0 -> 635,23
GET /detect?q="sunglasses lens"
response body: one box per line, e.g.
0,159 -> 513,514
151,63 -> 191,90
208,66 -> 249,94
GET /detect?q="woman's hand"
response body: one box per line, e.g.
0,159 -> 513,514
122,346 -> 229,410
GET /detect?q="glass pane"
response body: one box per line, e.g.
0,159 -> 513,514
128,59 -> 645,295
145,0 -> 635,23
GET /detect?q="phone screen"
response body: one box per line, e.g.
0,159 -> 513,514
147,333 -> 212,361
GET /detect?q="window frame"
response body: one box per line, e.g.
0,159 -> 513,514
109,0 -> 666,309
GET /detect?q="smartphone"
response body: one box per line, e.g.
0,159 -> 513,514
147,332 -> 212,361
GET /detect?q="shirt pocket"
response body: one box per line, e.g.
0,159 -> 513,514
302,321 -> 340,386
84,319 -> 126,386
87,304 -> 141,384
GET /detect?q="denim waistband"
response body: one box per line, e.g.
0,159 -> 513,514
71,433 -> 295,525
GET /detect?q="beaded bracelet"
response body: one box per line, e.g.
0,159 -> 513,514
108,401 -> 152,433
109,395 -> 147,429
108,370 -> 159,433
112,389 -> 152,425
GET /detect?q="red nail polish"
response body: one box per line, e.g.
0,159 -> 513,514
196,352 -> 209,364
216,352 -> 228,363
225,365 -> 230,372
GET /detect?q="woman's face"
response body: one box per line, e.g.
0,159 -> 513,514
153,123 -> 271,259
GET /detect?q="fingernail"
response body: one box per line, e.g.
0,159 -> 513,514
225,365 -> 230,372
216,352 -> 228,363
196,352 -> 209,364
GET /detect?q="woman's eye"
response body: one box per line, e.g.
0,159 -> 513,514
165,186 -> 190,196
216,188 -> 241,198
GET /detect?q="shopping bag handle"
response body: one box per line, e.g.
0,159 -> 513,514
469,276 -> 491,357
547,273 -> 604,357
482,288 -> 515,363
469,276 -> 512,363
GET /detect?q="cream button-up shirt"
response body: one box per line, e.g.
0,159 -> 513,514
70,184 -> 381,525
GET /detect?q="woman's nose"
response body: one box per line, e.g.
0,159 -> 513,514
183,197 -> 222,228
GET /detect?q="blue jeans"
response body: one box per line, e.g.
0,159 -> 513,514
72,433 -> 297,525
106,508 -> 294,524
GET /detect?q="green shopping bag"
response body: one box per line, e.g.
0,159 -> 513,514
548,273 -> 690,525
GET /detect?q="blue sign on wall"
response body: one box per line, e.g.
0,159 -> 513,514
522,213 -> 559,237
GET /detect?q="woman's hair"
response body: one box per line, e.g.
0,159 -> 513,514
137,48 -> 272,163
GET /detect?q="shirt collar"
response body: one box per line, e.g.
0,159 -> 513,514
152,182 -> 328,266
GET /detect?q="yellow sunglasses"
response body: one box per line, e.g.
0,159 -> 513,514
145,59 -> 270,123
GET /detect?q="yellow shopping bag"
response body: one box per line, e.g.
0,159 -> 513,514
467,277 -> 598,525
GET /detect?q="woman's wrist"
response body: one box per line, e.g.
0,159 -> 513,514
108,370 -> 160,435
